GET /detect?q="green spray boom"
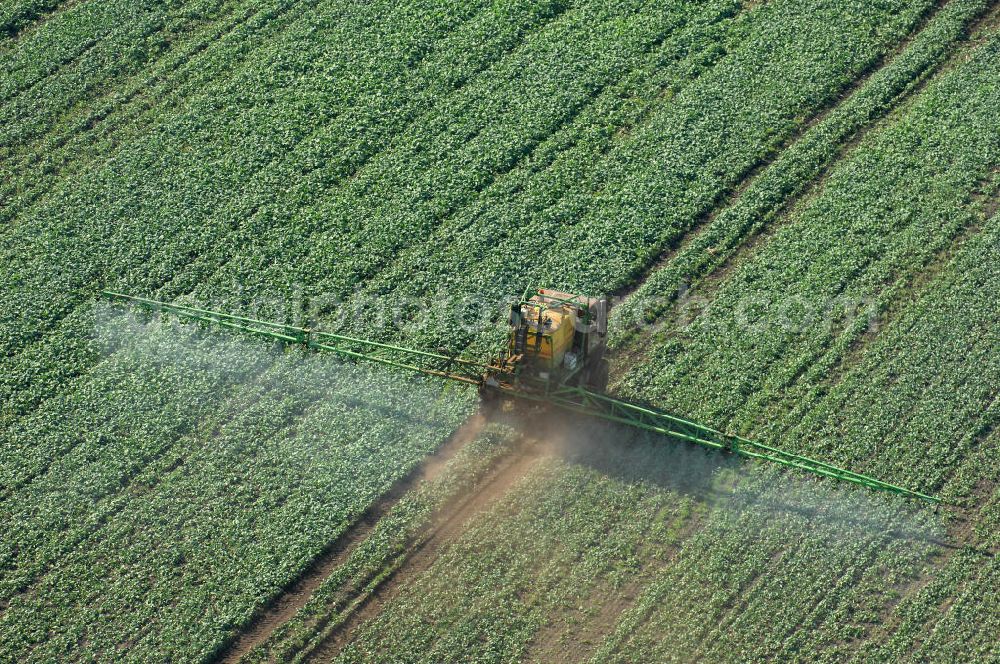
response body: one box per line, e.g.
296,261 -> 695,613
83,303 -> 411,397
100,290 -> 942,505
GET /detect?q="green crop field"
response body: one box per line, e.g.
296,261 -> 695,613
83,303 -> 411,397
2,0 -> 998,661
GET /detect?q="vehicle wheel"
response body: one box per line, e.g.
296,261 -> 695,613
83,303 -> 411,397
479,384 -> 499,414
586,358 -> 610,391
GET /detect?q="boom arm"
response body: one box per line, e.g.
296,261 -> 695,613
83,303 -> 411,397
100,290 -> 941,504
526,385 -> 941,503
101,291 -> 491,385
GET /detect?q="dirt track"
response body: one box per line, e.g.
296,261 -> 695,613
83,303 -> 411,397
214,414 -> 491,664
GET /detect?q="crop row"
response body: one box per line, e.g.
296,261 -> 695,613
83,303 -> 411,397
244,422 -> 518,663
0,0 -> 319,225
0,0 -> 234,154
615,32 -> 1000,493
599,30 -> 999,660
0,0 -> 64,40
180,0 -> 746,323
1,0 -> 190,103
0,310 -> 473,661
0,0 -> 955,659
593,470 -> 942,662
609,0 -> 992,344
858,480 -> 999,661
324,0 -> 938,354
0,0 -> 736,436
773,195 -> 999,496
302,16 -> 1000,662
333,434 -> 702,663
0,0 -> 593,352
0,0 -> 513,387
5,0 -> 516,350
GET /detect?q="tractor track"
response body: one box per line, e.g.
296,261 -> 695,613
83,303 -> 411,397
0,0 -> 82,47
0,0 -> 203,109
0,0 -> 255,109
609,0 -> 995,369
297,435 -> 546,663
613,0 -> 953,295
1,32 -> 99,106
810,169 -> 998,393
743,165 -> 999,458
211,414 -> 492,664
0,0 -> 736,512
2,2 -> 995,661
1,0 -> 279,174
608,0 -> 998,407
2,0 -> 746,416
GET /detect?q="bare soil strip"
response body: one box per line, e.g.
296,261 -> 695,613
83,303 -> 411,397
212,414 -> 489,664
523,510 -> 707,663
299,435 -> 547,662
204,5 -> 1000,662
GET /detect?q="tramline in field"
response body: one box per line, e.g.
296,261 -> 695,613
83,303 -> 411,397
102,289 -> 941,504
